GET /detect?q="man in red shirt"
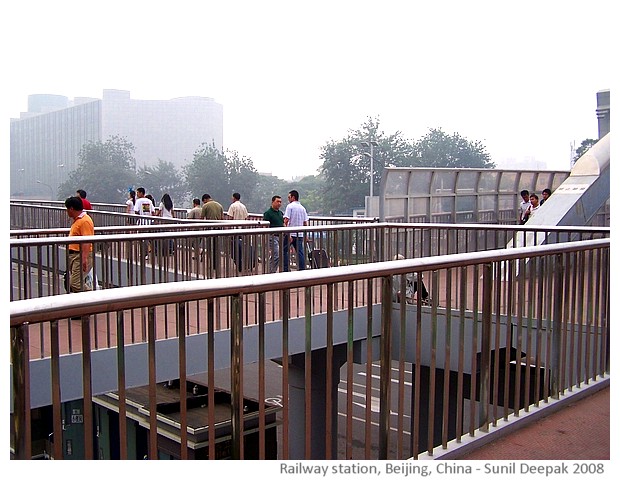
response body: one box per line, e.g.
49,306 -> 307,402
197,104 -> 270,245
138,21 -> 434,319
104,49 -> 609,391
76,189 -> 93,210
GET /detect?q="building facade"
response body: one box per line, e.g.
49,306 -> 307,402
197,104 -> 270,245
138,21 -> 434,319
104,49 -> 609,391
10,90 -> 223,199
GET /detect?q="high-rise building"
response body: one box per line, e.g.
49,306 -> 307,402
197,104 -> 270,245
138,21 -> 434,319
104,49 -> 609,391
10,89 -> 223,198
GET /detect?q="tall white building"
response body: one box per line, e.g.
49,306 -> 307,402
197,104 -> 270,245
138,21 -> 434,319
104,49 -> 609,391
10,89 -> 223,198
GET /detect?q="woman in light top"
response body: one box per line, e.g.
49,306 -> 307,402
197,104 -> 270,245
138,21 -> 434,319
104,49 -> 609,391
126,190 -> 136,214
158,193 -> 174,218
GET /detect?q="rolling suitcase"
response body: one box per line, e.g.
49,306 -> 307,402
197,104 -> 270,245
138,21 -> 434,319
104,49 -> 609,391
311,249 -> 330,269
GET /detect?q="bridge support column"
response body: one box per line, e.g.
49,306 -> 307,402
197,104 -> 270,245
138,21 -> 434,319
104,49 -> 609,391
287,344 -> 347,460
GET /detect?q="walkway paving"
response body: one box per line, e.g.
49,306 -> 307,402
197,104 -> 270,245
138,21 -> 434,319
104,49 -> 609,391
457,386 -> 610,460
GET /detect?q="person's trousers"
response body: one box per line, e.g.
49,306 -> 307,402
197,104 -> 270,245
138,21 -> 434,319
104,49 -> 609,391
68,250 -> 93,293
290,235 -> 305,270
269,234 -> 289,273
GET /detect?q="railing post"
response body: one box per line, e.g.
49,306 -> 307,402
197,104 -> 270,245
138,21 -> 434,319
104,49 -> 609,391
116,311 -> 127,460
479,262 -> 493,432
230,293 -> 244,459
11,324 -> 31,459
147,306 -> 157,459
177,302 -> 188,459
81,315 -> 94,459
551,253 -> 565,398
379,275 -> 393,459
50,319 -> 63,459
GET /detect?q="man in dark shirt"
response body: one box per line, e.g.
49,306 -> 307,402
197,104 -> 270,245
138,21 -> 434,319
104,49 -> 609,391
201,193 -> 224,220
263,195 -> 289,272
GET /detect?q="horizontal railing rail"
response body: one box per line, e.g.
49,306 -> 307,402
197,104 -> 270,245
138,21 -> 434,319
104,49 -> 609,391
10,200 -> 379,229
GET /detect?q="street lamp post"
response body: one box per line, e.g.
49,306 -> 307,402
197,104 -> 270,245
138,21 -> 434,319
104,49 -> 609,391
360,141 -> 379,197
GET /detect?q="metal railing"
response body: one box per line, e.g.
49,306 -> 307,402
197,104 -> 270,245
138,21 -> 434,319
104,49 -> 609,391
10,200 -> 379,229
10,237 -> 610,460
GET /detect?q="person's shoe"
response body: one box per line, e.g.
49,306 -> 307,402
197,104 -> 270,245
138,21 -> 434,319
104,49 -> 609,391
421,298 -> 432,306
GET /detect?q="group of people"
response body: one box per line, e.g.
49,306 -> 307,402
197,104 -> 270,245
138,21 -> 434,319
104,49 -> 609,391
125,188 -> 174,220
186,189 -> 310,273
262,190 -> 309,273
63,187 -> 312,294
519,188 -> 552,224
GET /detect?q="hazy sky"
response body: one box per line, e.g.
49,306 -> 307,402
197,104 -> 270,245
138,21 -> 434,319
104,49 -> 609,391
2,0 -> 613,180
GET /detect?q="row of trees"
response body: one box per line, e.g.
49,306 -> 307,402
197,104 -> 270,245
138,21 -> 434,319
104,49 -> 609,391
59,118 -> 496,215
319,117 -> 494,213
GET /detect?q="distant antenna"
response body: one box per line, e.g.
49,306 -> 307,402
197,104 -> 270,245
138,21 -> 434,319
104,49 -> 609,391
569,141 -> 576,168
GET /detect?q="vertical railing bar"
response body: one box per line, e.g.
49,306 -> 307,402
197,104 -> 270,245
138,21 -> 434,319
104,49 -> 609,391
397,273 -> 407,458
502,260 -> 514,420
584,249 -> 594,384
37,246 -> 45,357
258,292 -> 266,459
568,252 -> 578,391
542,255 -> 552,403
324,284 -> 334,460
426,270 -> 437,455
513,258 -> 525,415
281,288 -> 290,459
147,305 -> 157,460
231,293 -> 244,459
442,266 -> 452,447
479,263 -> 493,432
524,256 -> 536,411
11,323 -> 32,459
411,272 -> 423,457
303,286 -> 312,459
378,275 -> 392,460
177,302 -> 188,459
575,251 -> 585,386
116,310 -> 128,460
364,279 -> 373,459
81,314 -> 94,459
207,298 -> 216,460
345,281 -> 354,460
551,254 -> 564,399
559,253 -> 571,394
591,249 -> 601,380
469,265 -> 479,435
50,319 -> 63,459
455,266 -> 466,443
602,248 -> 610,375
491,260 -> 501,426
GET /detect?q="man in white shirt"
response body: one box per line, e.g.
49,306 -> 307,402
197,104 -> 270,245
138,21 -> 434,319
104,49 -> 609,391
226,192 -> 250,271
522,193 -> 540,223
226,192 -> 249,220
284,189 -> 309,270
519,189 -> 531,225
134,187 -> 155,224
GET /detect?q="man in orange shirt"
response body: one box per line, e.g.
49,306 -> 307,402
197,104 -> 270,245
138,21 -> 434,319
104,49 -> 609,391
65,196 -> 95,292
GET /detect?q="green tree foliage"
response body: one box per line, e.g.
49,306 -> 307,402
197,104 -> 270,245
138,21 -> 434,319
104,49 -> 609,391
320,119 -> 494,214
183,143 -> 228,201
225,150 -> 259,203
183,143 -> 259,208
411,128 -> 495,168
572,138 -> 597,166
58,136 -> 137,203
245,174 -> 290,214
319,116 -> 414,214
136,160 -> 187,208
286,174 -> 326,214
